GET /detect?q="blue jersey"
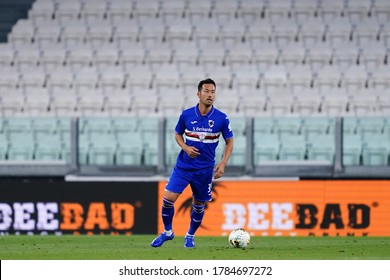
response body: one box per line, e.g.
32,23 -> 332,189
174,105 -> 233,170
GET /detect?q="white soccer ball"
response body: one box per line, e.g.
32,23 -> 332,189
228,228 -> 251,248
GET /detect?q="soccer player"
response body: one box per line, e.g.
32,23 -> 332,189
151,78 -> 234,248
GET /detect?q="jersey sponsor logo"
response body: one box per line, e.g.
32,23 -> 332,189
185,129 -> 220,143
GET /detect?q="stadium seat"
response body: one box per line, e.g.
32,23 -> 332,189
172,41 -> 200,69
254,133 -> 280,163
301,116 -> 335,139
98,65 -> 126,92
218,19 -> 246,48
54,0 -> 82,24
125,65 -> 153,90
260,65 -> 288,95
153,64 -> 181,91
358,41 -> 387,74
290,0 -> 317,24
40,44 -> 67,70
103,88 -> 132,115
344,0 -> 372,25
132,0 -> 160,23
353,17 -> 381,46
60,21 -> 88,47
116,132 -> 143,165
287,64 -> 313,94
346,92 -> 378,116
198,42 -> 226,72
46,66 -> 74,90
106,0 -> 133,23
206,65 -> 232,90
362,134 -> 389,166
130,89 -> 159,116
342,133 -> 362,166
7,131 -> 35,160
34,132 -> 62,161
264,0 -> 292,23
28,0 -> 55,23
273,117 -> 302,137
192,18 -> 221,48
232,64 -> 260,92
341,65 -> 368,94
371,0 -> 390,24
144,45 -> 173,71
224,43 -> 253,69
85,19 -> 113,48
77,88 -> 105,116
7,19 -> 35,46
0,132 -> 8,160
279,134 -> 306,161
34,20 -> 62,46
306,133 -> 335,162
245,19 -> 273,48
49,88 -> 79,116
66,45 -> 94,72
157,88 -> 185,116
72,67 -> 99,91
271,18 -> 299,48
313,65 -> 342,93
186,0 -> 212,22
138,19 -> 166,48
297,16 -> 326,47
94,45 -> 119,71
251,42 -> 279,73
0,88 -> 24,115
13,46 -> 41,70
278,43 -> 307,72
112,19 -> 139,46
320,90 -> 349,116
88,132 -> 117,165
164,18 -> 193,48
237,0 -> 263,24
159,0 -> 186,22
317,0 -> 345,24
367,65 -> 390,90
23,87 -> 50,115
80,0 -> 108,23
0,44 -> 15,67
332,42 -> 360,72
118,42 -> 146,68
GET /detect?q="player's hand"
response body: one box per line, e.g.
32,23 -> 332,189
213,163 -> 226,179
184,146 -> 200,158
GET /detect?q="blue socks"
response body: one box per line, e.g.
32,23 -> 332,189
161,197 -> 174,231
188,204 -> 205,235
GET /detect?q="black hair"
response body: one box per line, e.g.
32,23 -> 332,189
197,78 -> 216,92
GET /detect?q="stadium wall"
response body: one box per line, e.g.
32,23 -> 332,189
1,179 -> 389,237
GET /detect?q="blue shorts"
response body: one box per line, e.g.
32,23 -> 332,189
165,166 -> 214,202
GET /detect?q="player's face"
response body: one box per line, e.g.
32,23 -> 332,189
198,83 -> 215,106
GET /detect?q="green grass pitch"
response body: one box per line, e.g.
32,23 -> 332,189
1,235 -> 389,260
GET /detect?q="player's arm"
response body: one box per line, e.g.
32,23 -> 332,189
175,133 -> 200,158
214,137 -> 234,179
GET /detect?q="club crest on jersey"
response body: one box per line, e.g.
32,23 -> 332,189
199,132 -> 206,141
208,120 -> 214,128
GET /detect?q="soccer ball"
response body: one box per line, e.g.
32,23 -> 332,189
228,228 -> 251,248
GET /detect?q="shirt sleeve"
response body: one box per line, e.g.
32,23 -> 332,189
222,116 -> 234,140
175,113 -> 186,135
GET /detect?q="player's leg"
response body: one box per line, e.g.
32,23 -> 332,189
184,198 -> 206,248
184,167 -> 213,248
151,167 -> 189,247
150,190 -> 180,247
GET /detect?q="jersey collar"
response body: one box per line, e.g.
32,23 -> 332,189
195,104 -> 215,118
